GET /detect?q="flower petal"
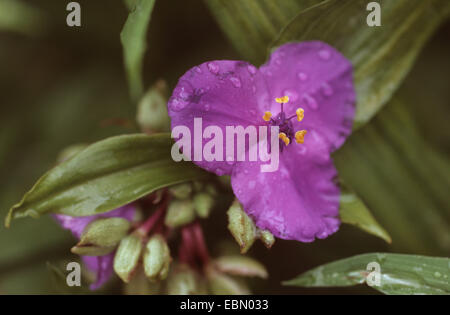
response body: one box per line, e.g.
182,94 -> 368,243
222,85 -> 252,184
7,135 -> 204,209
260,41 -> 355,151
168,60 -> 270,175
231,133 -> 340,242
82,254 -> 114,290
53,204 -> 136,290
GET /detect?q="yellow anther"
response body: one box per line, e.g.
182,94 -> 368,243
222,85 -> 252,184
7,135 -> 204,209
275,96 -> 289,104
278,132 -> 290,146
263,111 -> 272,122
295,130 -> 307,144
296,108 -> 305,122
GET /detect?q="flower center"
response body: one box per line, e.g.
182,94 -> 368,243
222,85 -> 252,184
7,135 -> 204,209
262,96 -> 307,150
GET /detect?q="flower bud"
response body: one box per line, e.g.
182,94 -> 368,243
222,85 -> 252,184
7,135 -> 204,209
206,265 -> 250,295
114,234 -> 143,283
204,183 -> 218,196
193,192 -> 214,218
257,229 -> 275,249
124,268 -> 161,295
136,80 -> 170,132
143,234 -> 171,281
71,217 -> 130,256
168,183 -> 192,199
214,255 -> 268,278
227,200 -> 256,254
166,264 -> 207,295
165,200 -> 196,228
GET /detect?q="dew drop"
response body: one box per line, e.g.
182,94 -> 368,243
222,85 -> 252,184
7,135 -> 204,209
434,271 -> 442,278
274,58 -> 282,65
169,97 -> 189,112
302,93 -> 318,110
204,103 -> 210,111
194,66 -> 202,74
297,145 -> 307,155
247,65 -> 257,75
215,168 -> 224,175
321,83 -> 334,97
229,76 -> 242,88
207,62 -> 219,74
297,72 -> 308,81
283,89 -> 299,102
318,49 -> 331,60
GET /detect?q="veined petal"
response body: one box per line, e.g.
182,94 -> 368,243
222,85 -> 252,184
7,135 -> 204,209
168,60 -> 270,176
260,41 -> 355,151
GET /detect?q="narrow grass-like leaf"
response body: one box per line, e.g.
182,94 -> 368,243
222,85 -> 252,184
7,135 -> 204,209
284,253 -> 450,295
121,0 -> 155,101
204,0 -> 320,65
5,134 -> 210,227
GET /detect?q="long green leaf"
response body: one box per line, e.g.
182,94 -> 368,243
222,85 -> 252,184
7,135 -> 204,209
273,0 -> 450,127
284,253 -> 450,295
121,0 -> 155,101
5,134 -> 209,227
334,99 -> 450,255
204,0 -> 320,65
340,187 -> 391,243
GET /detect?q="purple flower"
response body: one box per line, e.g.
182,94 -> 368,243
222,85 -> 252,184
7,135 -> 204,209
54,205 -> 136,290
168,41 -> 355,242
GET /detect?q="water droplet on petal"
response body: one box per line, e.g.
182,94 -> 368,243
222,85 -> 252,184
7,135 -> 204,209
283,89 -> 299,102
247,65 -> 257,75
297,145 -> 307,155
204,103 -> 210,111
275,59 -> 282,65
207,62 -> 219,74
194,66 -> 202,74
302,93 -> 318,110
297,72 -> 308,81
318,49 -> 331,60
229,76 -> 242,88
169,97 -> 189,112
215,168 -> 224,175
321,83 -> 334,97
243,169 -> 249,175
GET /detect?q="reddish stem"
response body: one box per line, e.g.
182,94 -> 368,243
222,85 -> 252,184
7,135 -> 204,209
178,223 -> 210,270
135,197 -> 167,237
192,222 -> 210,265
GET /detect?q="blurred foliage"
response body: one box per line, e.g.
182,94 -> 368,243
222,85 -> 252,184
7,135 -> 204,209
0,0 -> 448,294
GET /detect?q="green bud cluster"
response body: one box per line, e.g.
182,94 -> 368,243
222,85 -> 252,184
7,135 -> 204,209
165,182 -> 217,228
113,232 -> 172,284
